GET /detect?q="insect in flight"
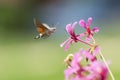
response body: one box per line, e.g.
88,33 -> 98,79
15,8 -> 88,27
34,18 -> 56,39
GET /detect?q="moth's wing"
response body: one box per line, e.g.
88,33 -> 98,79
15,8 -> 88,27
34,18 -> 48,34
42,23 -> 51,29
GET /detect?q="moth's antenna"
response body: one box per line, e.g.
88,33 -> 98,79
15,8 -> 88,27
55,22 -> 69,38
54,22 -> 60,28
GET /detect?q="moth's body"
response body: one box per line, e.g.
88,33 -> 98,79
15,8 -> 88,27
35,27 -> 56,39
34,19 -> 56,39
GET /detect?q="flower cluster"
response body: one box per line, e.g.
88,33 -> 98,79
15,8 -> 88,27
60,17 -> 111,80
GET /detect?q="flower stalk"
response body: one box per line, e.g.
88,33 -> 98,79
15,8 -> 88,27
99,50 -> 115,80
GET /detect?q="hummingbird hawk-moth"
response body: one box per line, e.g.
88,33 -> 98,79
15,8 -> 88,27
34,18 -> 56,39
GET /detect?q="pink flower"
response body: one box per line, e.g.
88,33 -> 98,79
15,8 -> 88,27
88,61 -> 108,80
64,52 -> 87,80
63,17 -> 111,80
60,22 -> 84,51
79,17 -> 99,43
64,49 -> 108,80
82,46 -> 100,62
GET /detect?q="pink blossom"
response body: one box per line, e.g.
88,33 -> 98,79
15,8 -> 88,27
64,49 -> 108,80
79,17 -> 99,43
60,22 -> 84,51
62,17 -> 111,80
82,46 -> 100,62
64,52 -> 87,80
88,61 -> 108,80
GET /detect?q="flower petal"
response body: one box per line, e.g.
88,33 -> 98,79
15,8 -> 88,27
93,46 -> 100,56
66,24 -> 72,36
83,50 -> 92,60
87,17 -> 92,27
76,33 -> 85,40
79,19 -> 86,28
72,21 -> 77,30
60,38 -> 70,47
65,39 -> 73,51
92,27 -> 99,33
71,21 -> 77,35
64,67 -> 74,79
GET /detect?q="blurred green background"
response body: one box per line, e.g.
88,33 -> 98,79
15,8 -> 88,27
0,0 -> 120,80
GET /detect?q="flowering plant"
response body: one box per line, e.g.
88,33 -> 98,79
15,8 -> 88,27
61,17 -> 115,80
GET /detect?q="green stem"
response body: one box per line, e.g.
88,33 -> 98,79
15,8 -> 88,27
99,50 -> 115,80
